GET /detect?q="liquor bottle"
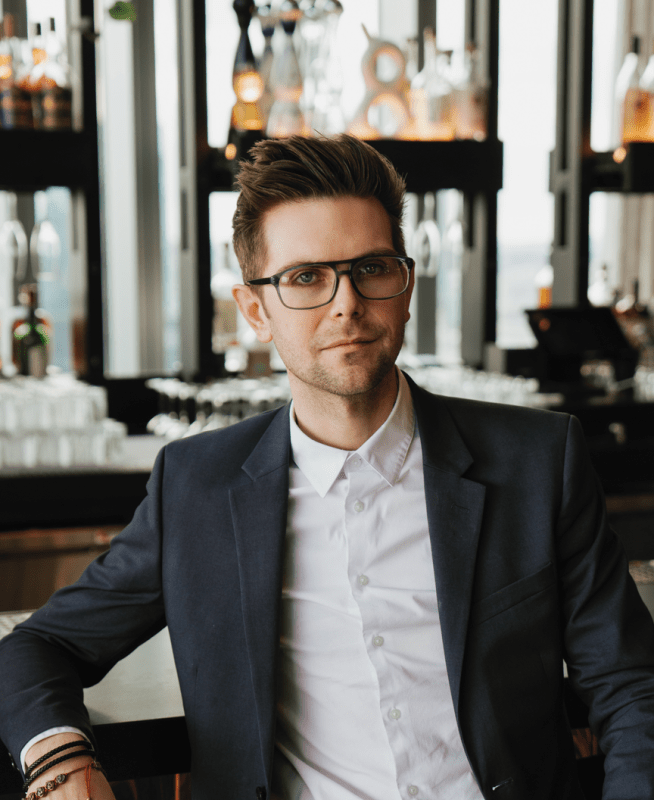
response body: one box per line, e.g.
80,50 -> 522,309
228,0 -> 264,160
616,36 -> 649,144
534,264 -> 553,308
24,19 -> 72,130
0,20 -> 11,91
256,3 -> 276,130
453,43 -> 488,141
407,28 -> 454,141
266,0 -> 307,138
640,45 -> 654,142
11,283 -> 52,378
0,13 -> 33,129
587,263 -> 614,307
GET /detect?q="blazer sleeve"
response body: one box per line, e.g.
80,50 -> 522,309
0,444 -> 169,776
557,415 -> 654,799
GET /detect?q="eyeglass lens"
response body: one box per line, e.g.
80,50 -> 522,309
277,257 -> 409,309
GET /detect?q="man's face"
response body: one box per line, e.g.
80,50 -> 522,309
234,195 -> 414,401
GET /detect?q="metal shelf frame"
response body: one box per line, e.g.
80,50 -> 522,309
550,0 -> 654,308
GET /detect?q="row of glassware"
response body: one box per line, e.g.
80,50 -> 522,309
0,419 -> 126,470
0,373 -> 127,469
230,0 -> 488,145
146,361 -> 654,445
144,366 -> 547,443
0,373 -> 108,433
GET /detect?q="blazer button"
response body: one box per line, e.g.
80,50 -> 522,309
255,787 -> 266,800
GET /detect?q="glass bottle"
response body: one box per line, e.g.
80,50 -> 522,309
408,28 -> 454,141
0,19 -> 11,89
310,0 -> 344,135
256,3 -> 277,131
297,0 -> 325,128
437,194 -> 463,365
640,45 -> 654,142
30,191 -> 61,282
616,36 -> 649,145
12,283 -> 52,378
587,263 -> 614,307
453,42 -> 488,141
228,0 -> 264,150
534,264 -> 553,308
266,0 -> 307,138
35,17 -> 73,130
0,13 -> 33,129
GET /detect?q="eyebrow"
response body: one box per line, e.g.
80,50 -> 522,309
274,248 -> 400,274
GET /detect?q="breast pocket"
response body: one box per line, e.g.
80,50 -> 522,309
470,562 -> 556,627
467,562 -> 560,732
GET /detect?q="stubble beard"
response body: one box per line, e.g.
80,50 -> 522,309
281,327 -> 405,400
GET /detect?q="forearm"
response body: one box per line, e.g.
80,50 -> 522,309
24,733 -> 115,800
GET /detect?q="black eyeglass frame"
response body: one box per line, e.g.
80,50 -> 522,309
246,255 -> 415,310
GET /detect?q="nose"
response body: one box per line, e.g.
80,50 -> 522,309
329,269 -> 365,316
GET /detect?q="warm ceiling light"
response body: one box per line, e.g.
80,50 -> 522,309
225,143 -> 237,160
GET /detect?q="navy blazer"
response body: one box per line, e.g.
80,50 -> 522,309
1,372 -> 654,800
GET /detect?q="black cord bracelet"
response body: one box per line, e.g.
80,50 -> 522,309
25,740 -> 92,778
22,748 -> 95,793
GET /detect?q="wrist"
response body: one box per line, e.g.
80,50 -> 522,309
24,734 -> 95,793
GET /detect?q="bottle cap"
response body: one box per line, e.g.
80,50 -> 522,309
631,35 -> 640,55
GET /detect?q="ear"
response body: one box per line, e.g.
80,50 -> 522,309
404,263 -> 415,322
232,284 -> 274,344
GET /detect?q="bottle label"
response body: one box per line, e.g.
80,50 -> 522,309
27,344 -> 47,378
0,86 -> 33,129
39,86 -> 73,130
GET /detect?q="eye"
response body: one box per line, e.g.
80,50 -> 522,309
280,267 -> 330,286
356,258 -> 391,276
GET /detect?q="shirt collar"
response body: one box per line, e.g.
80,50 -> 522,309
289,367 -> 415,497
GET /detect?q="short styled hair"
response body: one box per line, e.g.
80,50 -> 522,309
232,134 -> 407,285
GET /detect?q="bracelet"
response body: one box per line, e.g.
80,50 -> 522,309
22,748 -> 95,793
24,760 -> 104,800
26,741 -> 92,778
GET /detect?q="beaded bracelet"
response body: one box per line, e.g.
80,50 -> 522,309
22,748 -> 95,793
26,741 -> 93,778
24,760 -> 104,800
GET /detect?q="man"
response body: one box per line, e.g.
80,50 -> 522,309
1,134 -> 654,800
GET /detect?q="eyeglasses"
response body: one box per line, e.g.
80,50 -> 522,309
246,255 -> 414,310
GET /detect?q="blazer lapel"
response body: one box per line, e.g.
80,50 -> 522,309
229,404 -> 292,769
405,373 -> 486,718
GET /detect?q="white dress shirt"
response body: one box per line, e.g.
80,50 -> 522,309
272,368 -> 483,800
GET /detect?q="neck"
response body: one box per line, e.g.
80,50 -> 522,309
292,367 -> 399,451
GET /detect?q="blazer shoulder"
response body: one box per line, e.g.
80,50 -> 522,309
154,403 -> 289,477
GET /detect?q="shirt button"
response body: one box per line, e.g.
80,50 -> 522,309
408,786 -> 419,796
389,707 -> 401,720
373,635 -> 384,647
358,575 -> 369,586
354,500 -> 364,512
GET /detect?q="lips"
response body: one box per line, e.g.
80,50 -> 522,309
326,339 -> 373,349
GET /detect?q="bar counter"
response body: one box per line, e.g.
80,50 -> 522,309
0,620 -> 190,795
